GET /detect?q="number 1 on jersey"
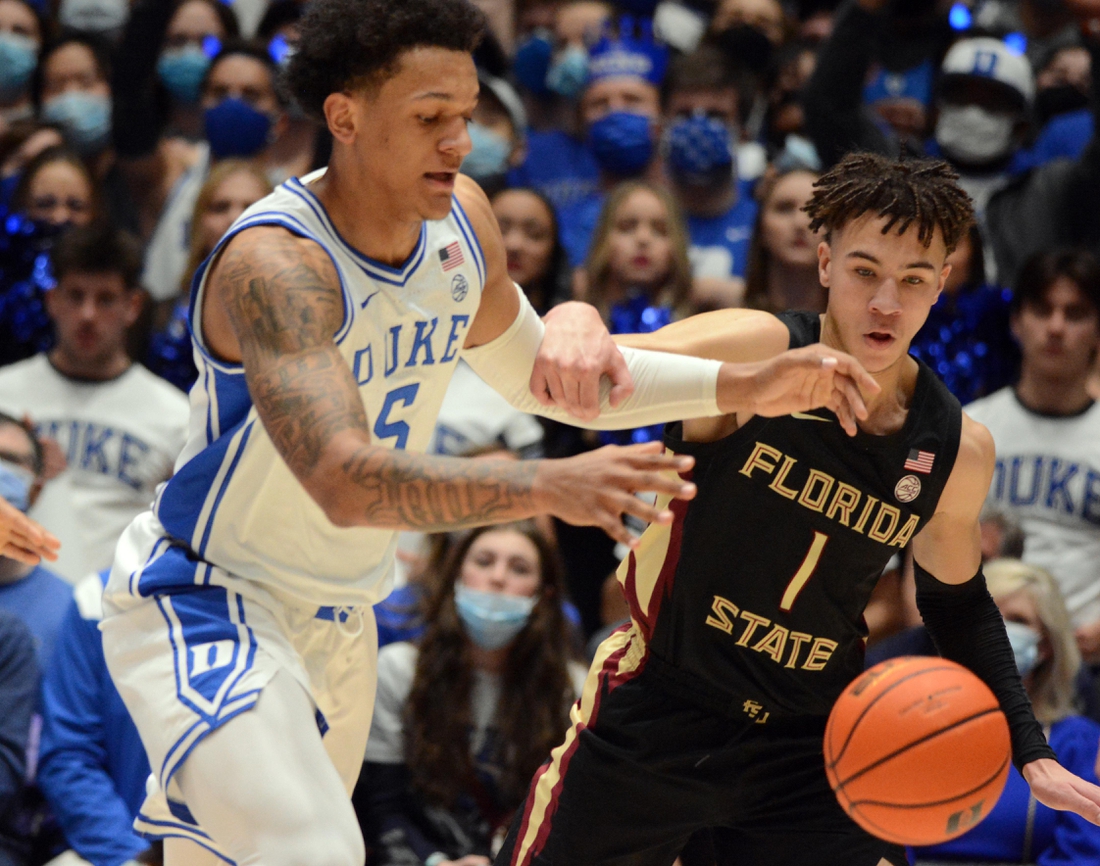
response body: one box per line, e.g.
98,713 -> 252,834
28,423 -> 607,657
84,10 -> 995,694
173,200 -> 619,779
779,531 -> 828,612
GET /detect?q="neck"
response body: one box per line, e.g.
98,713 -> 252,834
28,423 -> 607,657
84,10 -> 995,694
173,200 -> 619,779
765,259 -> 825,312
311,154 -> 423,266
468,642 -> 509,674
674,178 -> 736,218
49,346 -> 131,381
1015,368 -> 1093,416
0,557 -> 32,584
820,312 -> 916,435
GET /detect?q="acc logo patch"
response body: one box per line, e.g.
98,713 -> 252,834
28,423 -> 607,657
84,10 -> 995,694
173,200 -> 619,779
895,474 -> 921,503
451,273 -> 469,302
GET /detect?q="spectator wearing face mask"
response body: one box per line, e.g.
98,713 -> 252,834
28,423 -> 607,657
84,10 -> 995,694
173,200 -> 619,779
35,36 -> 141,237
1,146 -> 99,366
555,22 -> 669,268
355,521 -> 586,866
705,0 -> 790,143
508,1 -> 611,214
0,0 -> 42,132
139,41 -> 313,303
661,46 -> 757,310
459,72 -> 526,198
0,414 -> 70,670
913,559 -> 1100,865
1020,38 -> 1094,170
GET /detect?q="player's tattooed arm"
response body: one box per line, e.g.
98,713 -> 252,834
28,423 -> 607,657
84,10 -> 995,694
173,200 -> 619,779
210,227 -> 694,541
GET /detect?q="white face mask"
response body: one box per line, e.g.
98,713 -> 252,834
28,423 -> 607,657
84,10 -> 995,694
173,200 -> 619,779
934,105 -> 1016,167
59,0 -> 129,34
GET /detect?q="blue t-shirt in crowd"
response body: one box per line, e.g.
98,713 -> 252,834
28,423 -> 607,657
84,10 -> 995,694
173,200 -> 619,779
506,129 -> 601,215
1019,109 -> 1093,171
914,715 -> 1100,863
37,570 -> 150,866
685,182 -> 758,281
558,192 -> 606,270
0,566 -> 72,668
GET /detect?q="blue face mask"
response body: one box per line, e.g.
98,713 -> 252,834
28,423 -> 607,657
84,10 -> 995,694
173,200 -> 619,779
665,114 -> 735,187
204,97 -> 273,159
546,44 -> 588,99
461,122 -> 512,184
513,31 -> 553,97
454,585 -> 537,650
1004,620 -> 1041,677
0,458 -> 33,513
157,45 -> 210,104
42,91 -> 112,155
588,111 -> 654,177
0,32 -> 37,98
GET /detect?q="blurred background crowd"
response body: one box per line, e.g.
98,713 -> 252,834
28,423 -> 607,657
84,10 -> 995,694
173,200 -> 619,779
3,0 -> 1100,863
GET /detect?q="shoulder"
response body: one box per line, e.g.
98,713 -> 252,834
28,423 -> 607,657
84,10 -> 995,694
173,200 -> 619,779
0,355 -> 46,387
214,223 -> 337,280
934,413 -> 995,518
453,174 -> 496,239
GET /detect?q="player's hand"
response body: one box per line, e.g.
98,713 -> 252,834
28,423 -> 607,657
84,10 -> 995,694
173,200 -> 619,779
0,498 -> 59,564
732,344 -> 881,437
1023,758 -> 1100,824
535,442 -> 695,547
438,857 -> 491,866
531,301 -> 634,421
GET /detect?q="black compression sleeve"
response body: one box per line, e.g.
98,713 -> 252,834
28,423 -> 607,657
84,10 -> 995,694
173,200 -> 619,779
913,560 -> 1056,771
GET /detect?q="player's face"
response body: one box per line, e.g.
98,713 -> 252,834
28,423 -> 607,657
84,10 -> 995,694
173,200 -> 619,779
459,529 -> 542,598
45,272 -> 141,371
819,214 -> 949,374
493,190 -> 556,289
605,188 -> 673,291
352,48 -> 478,222
1011,277 -> 1100,384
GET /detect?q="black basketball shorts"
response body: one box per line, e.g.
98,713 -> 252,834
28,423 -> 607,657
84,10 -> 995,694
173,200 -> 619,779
494,629 -> 907,866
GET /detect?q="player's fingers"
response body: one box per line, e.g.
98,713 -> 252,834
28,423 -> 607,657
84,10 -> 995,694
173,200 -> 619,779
830,388 -> 857,437
837,374 -> 869,421
1,542 -> 40,565
576,369 -> 601,421
529,365 -> 554,407
541,365 -> 567,410
606,349 -> 634,408
826,351 -> 881,399
596,511 -> 634,547
619,469 -> 696,500
621,494 -> 676,526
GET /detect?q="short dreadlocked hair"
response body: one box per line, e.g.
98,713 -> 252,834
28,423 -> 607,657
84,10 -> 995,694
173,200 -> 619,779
803,153 -> 974,254
286,0 -> 485,122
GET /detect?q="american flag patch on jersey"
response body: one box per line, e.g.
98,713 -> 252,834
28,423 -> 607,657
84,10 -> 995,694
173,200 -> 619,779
440,241 -> 465,272
904,449 -> 935,474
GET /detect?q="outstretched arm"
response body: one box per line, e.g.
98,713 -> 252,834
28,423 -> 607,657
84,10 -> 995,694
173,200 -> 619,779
203,226 -> 694,547
912,415 -> 1100,824
456,180 -> 879,435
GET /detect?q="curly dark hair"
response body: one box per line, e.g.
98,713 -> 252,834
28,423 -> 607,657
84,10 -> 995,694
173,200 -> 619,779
803,152 -> 974,254
286,0 -> 485,121
404,521 -> 580,813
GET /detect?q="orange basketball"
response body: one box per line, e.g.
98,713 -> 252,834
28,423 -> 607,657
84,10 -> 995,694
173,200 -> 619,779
824,656 -> 1011,846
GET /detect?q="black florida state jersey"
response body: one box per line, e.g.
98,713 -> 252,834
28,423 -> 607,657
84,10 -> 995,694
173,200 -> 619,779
622,311 -> 963,723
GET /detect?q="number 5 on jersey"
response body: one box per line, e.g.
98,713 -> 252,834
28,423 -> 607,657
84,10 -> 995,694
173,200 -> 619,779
373,384 -> 419,450
779,531 -> 828,612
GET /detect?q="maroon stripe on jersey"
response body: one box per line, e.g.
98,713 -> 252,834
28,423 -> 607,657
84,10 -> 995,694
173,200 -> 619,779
642,481 -> 691,642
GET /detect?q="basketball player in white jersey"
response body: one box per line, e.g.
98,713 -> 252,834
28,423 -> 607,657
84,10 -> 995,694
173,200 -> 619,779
98,2 -> 880,864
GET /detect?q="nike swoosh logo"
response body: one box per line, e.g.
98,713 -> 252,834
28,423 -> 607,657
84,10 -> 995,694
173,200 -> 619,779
790,412 -> 830,422
360,290 -> 380,310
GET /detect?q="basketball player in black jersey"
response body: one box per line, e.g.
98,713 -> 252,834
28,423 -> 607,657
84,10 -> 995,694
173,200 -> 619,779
494,154 -> 1100,866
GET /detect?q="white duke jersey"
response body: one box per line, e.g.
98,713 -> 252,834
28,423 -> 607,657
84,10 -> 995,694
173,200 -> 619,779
966,387 -> 1100,626
125,169 -> 485,607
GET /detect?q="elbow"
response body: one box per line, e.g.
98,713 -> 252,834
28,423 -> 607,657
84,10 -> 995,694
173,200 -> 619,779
312,483 -> 359,529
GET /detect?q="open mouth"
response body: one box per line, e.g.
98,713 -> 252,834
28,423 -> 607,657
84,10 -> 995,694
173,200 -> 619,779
865,331 -> 895,349
424,172 -> 458,191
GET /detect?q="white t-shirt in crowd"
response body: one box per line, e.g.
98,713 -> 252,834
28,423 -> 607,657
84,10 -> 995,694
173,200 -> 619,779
966,387 -> 1100,626
0,356 -> 190,582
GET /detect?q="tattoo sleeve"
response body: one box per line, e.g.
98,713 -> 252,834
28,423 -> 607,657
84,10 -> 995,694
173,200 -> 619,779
214,227 -> 542,531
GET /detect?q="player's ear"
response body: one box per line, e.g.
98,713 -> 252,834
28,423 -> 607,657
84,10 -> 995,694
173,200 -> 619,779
817,240 -> 832,287
324,92 -> 356,144
935,262 -> 950,302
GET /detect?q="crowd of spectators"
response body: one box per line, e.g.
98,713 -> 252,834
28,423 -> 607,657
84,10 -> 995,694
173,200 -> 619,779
3,0 -> 1100,864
